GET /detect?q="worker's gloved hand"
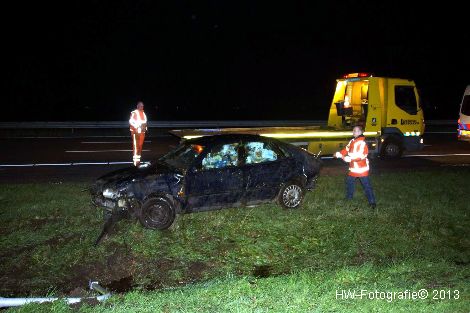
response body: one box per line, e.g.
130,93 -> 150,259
344,156 -> 351,162
334,152 -> 342,159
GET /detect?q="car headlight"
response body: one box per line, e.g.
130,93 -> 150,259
102,188 -> 117,199
118,198 -> 127,207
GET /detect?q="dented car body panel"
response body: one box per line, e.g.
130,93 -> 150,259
90,134 -> 321,222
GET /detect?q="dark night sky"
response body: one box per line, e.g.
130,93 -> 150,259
3,1 -> 469,121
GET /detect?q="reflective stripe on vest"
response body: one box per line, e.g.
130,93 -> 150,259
346,137 -> 369,174
129,110 -> 147,129
349,140 -> 367,160
350,159 -> 369,173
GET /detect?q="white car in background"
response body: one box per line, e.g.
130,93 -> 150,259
458,85 -> 470,141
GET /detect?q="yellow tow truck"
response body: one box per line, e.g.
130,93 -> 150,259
170,73 -> 425,158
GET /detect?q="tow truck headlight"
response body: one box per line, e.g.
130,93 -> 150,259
103,188 -> 117,199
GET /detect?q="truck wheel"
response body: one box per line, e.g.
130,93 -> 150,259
278,181 -> 305,209
139,196 -> 175,230
380,139 -> 403,159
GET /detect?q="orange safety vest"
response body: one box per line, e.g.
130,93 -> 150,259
129,110 -> 147,132
340,135 -> 369,177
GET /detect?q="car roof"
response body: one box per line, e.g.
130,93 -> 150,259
185,134 -> 272,145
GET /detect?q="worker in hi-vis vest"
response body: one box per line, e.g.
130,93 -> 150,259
129,101 -> 148,166
334,125 -> 376,209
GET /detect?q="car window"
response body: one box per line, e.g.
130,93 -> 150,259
202,143 -> 239,170
159,144 -> 204,169
244,141 -> 278,164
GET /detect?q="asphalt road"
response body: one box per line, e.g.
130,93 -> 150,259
0,132 -> 468,183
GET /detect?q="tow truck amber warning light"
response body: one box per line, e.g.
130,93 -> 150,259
343,73 -> 372,78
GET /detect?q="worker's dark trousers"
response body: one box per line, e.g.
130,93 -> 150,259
346,175 -> 376,205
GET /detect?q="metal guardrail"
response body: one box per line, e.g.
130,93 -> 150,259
0,120 -> 325,129
0,120 -> 454,129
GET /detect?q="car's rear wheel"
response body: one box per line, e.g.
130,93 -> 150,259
278,181 -> 305,209
139,196 -> 175,230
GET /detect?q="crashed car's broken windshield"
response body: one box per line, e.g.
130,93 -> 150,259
158,143 -> 204,169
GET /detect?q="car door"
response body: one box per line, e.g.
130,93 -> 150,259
185,141 -> 244,211
240,140 -> 293,204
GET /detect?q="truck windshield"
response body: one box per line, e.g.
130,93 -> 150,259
461,95 -> 470,116
395,86 -> 418,115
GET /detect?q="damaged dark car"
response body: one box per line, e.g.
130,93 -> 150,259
90,134 -> 321,238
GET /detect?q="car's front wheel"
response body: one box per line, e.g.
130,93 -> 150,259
139,196 -> 175,230
278,181 -> 305,209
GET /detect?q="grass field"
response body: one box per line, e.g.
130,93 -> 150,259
1,168 -> 469,312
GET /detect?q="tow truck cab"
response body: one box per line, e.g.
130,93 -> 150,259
318,73 -> 425,158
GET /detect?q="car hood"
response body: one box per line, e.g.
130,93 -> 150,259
91,162 -> 179,194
